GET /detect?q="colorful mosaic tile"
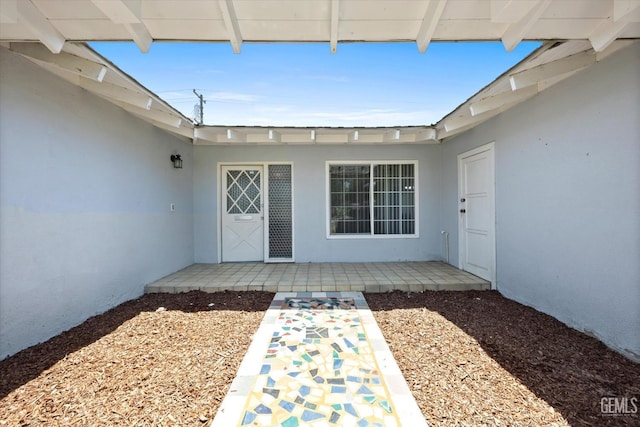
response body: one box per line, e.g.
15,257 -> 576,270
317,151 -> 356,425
239,298 -> 400,426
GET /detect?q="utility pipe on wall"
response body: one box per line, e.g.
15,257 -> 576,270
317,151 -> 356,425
441,230 -> 449,264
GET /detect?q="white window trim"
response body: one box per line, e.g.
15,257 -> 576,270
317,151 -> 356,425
325,160 -> 419,239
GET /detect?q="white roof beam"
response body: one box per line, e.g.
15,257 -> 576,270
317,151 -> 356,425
268,129 -> 282,143
226,128 -> 246,142
501,0 -> 552,52
470,85 -> 539,116
16,1 -> 66,53
0,0 -> 17,23
416,0 -> 447,53
509,50 -> 596,90
348,130 -> 359,142
415,128 -> 439,143
330,0 -> 340,54
310,130 -> 317,142
588,0 -> 640,52
383,129 -> 401,143
91,1 -> 152,52
78,77 -> 153,110
218,0 -> 243,54
116,102 -> 183,128
10,43 -> 106,82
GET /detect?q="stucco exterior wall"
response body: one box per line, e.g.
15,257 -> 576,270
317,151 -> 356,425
194,145 -> 443,263
0,48 -> 194,359
440,43 -> 640,360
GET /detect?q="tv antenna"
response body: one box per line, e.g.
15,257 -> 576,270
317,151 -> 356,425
192,89 -> 206,125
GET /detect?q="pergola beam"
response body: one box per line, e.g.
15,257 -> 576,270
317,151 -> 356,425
16,0 -> 66,53
218,0 -> 243,54
91,0 -> 152,52
10,43 -> 106,82
330,0 -> 340,53
501,0 -> 551,52
509,50 -> 595,90
416,0 -> 447,53
588,0 -> 639,54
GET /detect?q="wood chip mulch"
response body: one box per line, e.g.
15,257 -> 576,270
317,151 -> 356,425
1,290 -> 638,426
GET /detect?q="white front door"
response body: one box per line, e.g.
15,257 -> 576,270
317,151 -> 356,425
458,143 -> 495,286
222,166 -> 264,262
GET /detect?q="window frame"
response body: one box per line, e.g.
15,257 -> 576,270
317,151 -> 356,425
325,160 -> 419,239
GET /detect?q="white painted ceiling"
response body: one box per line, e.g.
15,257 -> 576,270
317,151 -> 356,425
1,0 -> 639,144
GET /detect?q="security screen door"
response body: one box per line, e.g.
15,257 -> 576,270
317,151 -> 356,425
222,166 -> 264,262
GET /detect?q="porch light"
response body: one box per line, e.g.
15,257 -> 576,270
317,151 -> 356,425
170,154 -> 183,169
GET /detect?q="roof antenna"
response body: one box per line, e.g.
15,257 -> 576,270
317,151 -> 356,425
192,89 -> 206,125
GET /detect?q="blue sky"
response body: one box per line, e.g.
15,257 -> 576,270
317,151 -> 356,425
91,41 -> 540,127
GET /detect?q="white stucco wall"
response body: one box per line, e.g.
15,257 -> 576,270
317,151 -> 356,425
194,145 -> 443,263
439,43 -> 640,360
0,48 -> 194,359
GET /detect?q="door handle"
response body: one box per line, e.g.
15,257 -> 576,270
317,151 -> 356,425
460,209 -> 466,213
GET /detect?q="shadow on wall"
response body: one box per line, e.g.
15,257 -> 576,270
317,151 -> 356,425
365,290 -> 640,426
0,291 -> 273,398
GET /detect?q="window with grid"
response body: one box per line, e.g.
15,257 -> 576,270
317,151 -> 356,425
328,162 -> 416,237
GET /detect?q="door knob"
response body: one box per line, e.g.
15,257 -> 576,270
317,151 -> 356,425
460,198 -> 466,202
460,209 -> 466,213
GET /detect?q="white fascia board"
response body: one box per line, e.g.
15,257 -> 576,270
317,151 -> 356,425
116,102 -> 183,128
218,0 -> 243,53
16,1 -> 66,53
443,110 -> 500,133
501,0 -> 552,52
509,50 -> 595,90
10,43 -> 106,82
0,0 -> 17,23
78,77 -> 153,110
149,119 -> 195,141
348,130 -> 359,142
470,85 -> 539,116
382,129 -> 401,143
416,0 -> 447,53
330,0 -> 340,53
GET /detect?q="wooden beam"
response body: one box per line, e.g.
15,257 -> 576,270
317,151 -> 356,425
470,85 -> 539,116
91,1 -> 152,52
78,77 -> 153,110
10,43 -> 107,82
226,128 -> 246,142
218,0 -> 243,54
16,1 -> 66,53
589,19 -> 629,52
383,129 -> 401,142
416,0 -> 447,53
268,129 -> 282,143
330,0 -> 340,54
501,0 -> 551,52
116,102 -> 183,128
509,50 -> 595,90
415,128 -> 439,143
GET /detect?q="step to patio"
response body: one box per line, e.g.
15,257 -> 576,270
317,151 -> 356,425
145,262 -> 490,294
211,292 -> 428,427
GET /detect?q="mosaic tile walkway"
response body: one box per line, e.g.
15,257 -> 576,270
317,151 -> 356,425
211,292 -> 428,427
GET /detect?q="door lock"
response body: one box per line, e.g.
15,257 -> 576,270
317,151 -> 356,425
460,198 -> 466,203
460,209 -> 466,213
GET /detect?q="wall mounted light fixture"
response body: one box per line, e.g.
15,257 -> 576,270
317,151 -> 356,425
170,154 -> 183,169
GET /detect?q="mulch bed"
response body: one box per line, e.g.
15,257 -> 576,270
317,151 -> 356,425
1,290 -> 638,426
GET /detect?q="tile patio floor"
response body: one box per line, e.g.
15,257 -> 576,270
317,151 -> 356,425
211,292 -> 428,427
145,262 -> 490,294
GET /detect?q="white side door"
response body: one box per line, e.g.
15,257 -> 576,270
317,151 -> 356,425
458,143 -> 495,286
221,166 -> 264,262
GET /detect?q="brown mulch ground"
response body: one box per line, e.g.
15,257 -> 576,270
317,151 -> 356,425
1,291 -> 638,426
